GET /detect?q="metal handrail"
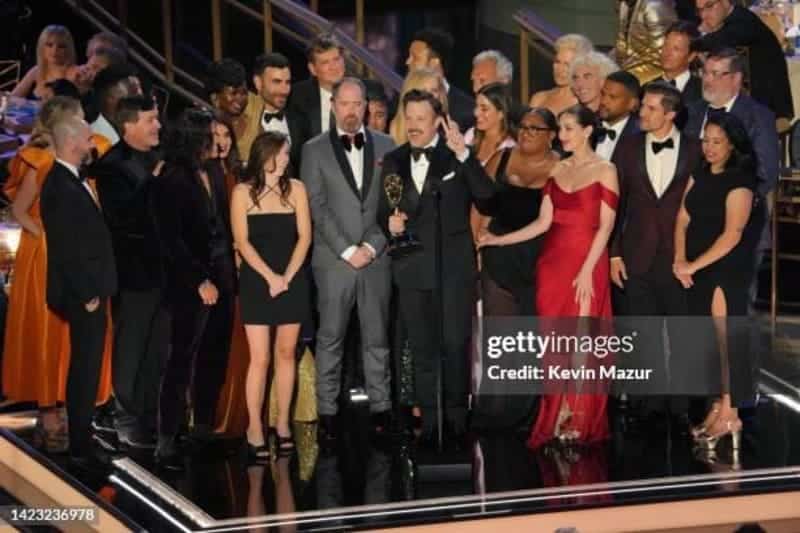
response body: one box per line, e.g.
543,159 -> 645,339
513,7 -> 563,104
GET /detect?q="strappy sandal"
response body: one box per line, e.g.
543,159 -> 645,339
246,441 -> 271,463
274,430 -> 295,456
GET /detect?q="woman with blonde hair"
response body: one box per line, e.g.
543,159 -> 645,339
12,25 -> 79,100
2,96 -> 114,450
389,67 -> 448,145
529,34 -> 593,115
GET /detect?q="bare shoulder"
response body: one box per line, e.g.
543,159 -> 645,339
289,178 -> 307,195
596,160 -> 619,190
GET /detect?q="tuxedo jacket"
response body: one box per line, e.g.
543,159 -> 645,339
288,78 -> 334,138
149,163 -> 233,301
301,127 -> 396,270
93,140 -> 163,291
609,115 -> 642,166
611,132 -> 702,276
685,93 -> 779,196
658,74 -> 703,107
691,5 -> 793,120
240,91 -> 311,172
40,162 -> 117,315
377,139 -> 495,290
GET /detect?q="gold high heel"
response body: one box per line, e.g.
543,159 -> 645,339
700,418 -> 742,452
691,400 -> 721,440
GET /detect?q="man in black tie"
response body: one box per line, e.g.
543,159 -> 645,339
240,53 -> 310,171
302,78 -> 396,442
377,90 -> 495,439
659,21 -> 702,106
596,70 -> 641,163
41,116 -> 118,470
289,34 -> 346,137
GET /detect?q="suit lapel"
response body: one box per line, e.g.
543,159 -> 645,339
328,128 -> 361,200
416,139 -> 447,216
362,129 -> 375,201
395,144 -> 419,214
58,163 -> 101,213
662,133 -> 689,198
636,135 -> 658,201
310,79 -> 322,135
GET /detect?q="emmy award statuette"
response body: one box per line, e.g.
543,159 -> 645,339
384,174 -> 421,257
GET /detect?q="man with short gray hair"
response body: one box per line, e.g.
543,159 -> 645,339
301,76 -> 396,442
41,116 -> 117,471
470,50 -> 513,94
570,52 -> 620,112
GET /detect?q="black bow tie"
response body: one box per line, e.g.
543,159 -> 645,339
651,138 -> 675,154
340,132 -> 365,152
78,167 -> 89,183
666,77 -> 677,87
263,110 -> 284,123
707,106 -> 726,121
411,146 -> 435,162
601,127 -> 617,142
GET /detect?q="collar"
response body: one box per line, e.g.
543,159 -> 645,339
56,158 -> 80,178
722,93 -> 738,112
673,70 -> 691,88
603,115 -> 630,136
424,134 -> 440,149
442,78 -> 451,94
320,85 -> 332,98
646,125 -> 678,144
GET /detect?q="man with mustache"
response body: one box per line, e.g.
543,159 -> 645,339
301,78 -> 396,442
240,53 -> 310,172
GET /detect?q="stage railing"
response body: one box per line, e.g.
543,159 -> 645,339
513,7 -> 562,104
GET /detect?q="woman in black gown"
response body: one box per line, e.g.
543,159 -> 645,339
231,132 -> 312,461
673,113 -> 765,455
471,108 -> 560,432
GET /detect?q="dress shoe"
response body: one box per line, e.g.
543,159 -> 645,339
318,414 -> 338,444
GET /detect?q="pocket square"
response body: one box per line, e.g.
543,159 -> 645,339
442,171 -> 456,181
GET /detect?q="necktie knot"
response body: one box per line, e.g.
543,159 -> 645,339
411,146 -> 435,162
651,137 -> 675,154
340,132 -> 365,152
263,110 -> 285,124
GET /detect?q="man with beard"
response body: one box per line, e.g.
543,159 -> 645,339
240,53 -> 310,171
596,70 -> 641,163
41,116 -> 117,472
207,58 -> 249,156
302,78 -> 396,442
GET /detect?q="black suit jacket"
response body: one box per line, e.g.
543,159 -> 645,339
611,132 -> 702,275
659,74 -> 703,107
685,93 -> 779,196
149,163 -> 233,301
93,141 -> 163,291
447,85 -> 476,133
40,162 -> 117,315
377,139 -> 495,290
288,78 -> 334,138
691,5 -> 793,120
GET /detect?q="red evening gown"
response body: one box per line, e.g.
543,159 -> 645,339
527,178 -> 618,449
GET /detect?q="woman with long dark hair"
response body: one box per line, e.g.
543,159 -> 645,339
230,131 -> 311,461
673,113 -> 765,460
151,108 -> 236,470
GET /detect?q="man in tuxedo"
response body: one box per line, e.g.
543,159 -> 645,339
93,95 -> 166,449
659,21 -> 702,106
406,28 -> 475,132
302,78 -> 396,441
597,70 -> 641,163
691,0 -> 793,120
685,48 -> 779,198
611,81 -> 699,313
377,90 -> 495,438
239,52 -> 310,169
41,117 -> 117,469
288,34 -> 346,137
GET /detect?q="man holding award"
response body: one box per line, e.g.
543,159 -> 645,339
378,89 -> 495,440
301,77 -> 396,441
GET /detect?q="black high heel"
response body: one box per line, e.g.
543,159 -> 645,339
246,441 -> 270,463
273,429 -> 295,456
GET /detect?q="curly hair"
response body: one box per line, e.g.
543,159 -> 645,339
206,58 -> 247,98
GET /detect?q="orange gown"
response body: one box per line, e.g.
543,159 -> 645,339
2,138 -> 114,407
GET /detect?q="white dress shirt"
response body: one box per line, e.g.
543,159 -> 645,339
700,93 -> 739,139
645,126 -> 681,198
339,126 -> 375,261
261,108 -> 291,144
90,113 -> 119,146
664,70 -> 691,93
410,135 -> 440,194
320,86 -> 332,133
56,158 -> 98,205
595,116 -> 629,161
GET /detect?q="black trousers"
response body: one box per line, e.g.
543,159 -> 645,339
396,283 -> 473,412
65,298 -> 108,456
112,288 -> 169,432
158,257 -> 234,440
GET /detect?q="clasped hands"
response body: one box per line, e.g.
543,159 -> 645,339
346,244 -> 376,269
672,260 -> 695,289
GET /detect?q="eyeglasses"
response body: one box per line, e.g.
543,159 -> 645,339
519,125 -> 553,134
696,0 -> 721,14
701,69 -> 732,80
